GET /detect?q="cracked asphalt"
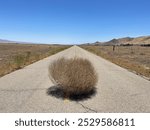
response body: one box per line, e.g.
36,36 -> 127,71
0,46 -> 150,112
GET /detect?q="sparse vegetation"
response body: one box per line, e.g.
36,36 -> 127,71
14,54 -> 26,69
81,45 -> 150,79
49,57 -> 98,97
0,43 -> 71,77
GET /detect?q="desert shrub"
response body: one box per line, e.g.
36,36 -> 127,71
49,57 -> 98,96
14,54 -> 26,68
25,51 -> 31,62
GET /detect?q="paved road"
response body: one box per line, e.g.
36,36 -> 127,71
0,46 -> 150,112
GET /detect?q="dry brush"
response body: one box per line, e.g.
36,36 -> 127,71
49,57 -> 98,97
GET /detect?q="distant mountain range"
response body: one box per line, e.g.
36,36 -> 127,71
0,39 -> 67,45
92,36 -> 150,46
0,39 -> 17,43
0,39 -> 42,44
1,36 -> 150,45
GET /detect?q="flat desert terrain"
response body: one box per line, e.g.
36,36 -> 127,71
81,45 -> 150,79
0,43 -> 70,77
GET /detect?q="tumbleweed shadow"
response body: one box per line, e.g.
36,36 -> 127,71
46,85 -> 96,101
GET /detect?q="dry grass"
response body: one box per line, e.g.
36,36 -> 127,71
81,45 -> 150,79
0,43 -> 71,77
49,57 -> 98,96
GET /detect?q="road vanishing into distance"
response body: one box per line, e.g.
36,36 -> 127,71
0,46 -> 150,112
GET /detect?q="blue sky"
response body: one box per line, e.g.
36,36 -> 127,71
0,0 -> 150,44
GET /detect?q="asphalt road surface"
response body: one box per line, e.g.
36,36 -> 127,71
0,46 -> 150,112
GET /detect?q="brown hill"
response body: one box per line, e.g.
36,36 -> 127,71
92,36 -> 150,45
125,36 -> 150,45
